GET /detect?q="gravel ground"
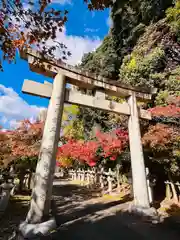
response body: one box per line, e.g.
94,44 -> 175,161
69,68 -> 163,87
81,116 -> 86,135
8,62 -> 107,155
52,180 -> 180,240
0,180 -> 180,240
0,196 -> 29,240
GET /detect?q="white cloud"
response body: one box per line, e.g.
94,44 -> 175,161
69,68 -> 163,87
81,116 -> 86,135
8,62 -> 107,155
0,116 -> 8,124
106,9 -> 113,28
45,27 -> 102,65
51,0 -> 72,4
0,85 -> 45,129
9,119 -> 21,129
85,28 -> 100,33
106,16 -> 113,28
15,1 -> 101,66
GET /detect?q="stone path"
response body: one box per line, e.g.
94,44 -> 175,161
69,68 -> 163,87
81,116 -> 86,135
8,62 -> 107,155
52,180 -> 180,240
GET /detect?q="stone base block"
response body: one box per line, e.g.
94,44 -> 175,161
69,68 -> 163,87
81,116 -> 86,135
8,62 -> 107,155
128,203 -> 160,223
18,217 -> 57,239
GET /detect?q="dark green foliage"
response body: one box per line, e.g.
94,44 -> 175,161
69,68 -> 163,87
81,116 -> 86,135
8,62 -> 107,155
79,0 -> 176,136
80,35 -> 120,79
166,0 -> 180,42
111,0 -> 173,76
78,1 -> 180,180
119,18 -> 180,89
13,156 -> 37,175
77,107 -> 112,139
81,0 -> 174,81
120,46 -> 166,88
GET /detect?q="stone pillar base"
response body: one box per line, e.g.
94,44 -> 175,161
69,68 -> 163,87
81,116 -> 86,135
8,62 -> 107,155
128,203 -> 160,223
17,217 -> 57,239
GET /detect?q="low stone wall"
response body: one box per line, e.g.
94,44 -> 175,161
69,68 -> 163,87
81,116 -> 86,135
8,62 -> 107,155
69,168 -> 129,194
69,168 -> 155,204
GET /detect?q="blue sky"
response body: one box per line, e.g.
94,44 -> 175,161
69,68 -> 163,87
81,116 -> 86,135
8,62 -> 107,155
0,0 -> 110,129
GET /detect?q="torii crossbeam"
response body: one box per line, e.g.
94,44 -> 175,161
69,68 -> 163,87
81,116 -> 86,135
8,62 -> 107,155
20,48 -> 157,224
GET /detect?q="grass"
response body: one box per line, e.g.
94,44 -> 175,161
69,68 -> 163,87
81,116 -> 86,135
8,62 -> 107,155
10,195 -> 31,201
101,193 -> 124,201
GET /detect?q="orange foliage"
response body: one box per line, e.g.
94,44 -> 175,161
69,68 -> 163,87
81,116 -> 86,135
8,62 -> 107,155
0,120 -> 44,167
57,129 -> 128,167
149,105 -> 180,117
10,120 -> 44,157
142,123 -> 178,152
0,130 -> 12,167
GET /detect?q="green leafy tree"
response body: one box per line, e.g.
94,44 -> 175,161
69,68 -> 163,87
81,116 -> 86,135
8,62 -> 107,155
62,104 -> 84,140
78,0 -> 175,140
80,35 -> 120,79
166,0 -> 180,42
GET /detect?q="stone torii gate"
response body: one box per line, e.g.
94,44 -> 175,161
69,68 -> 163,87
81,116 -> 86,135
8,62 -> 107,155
20,48 -> 156,224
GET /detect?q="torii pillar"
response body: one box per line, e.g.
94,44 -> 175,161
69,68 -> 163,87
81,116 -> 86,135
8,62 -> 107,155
26,73 -> 66,223
128,93 -> 150,209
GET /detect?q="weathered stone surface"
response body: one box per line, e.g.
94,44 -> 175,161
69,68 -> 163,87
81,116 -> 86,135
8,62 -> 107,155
22,80 -> 152,120
25,74 -> 66,223
128,94 -> 150,209
20,48 -> 156,100
19,218 -> 56,238
128,203 -> 160,223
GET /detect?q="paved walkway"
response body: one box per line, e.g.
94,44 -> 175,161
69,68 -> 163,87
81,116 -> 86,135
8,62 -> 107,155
52,180 -> 180,240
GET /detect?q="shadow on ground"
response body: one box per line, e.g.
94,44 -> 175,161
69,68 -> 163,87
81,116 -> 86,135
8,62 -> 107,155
53,179 -> 102,200
1,179 -> 180,240
54,210 -> 180,240
0,197 -> 29,239
51,180 -> 180,240
52,180 -> 132,224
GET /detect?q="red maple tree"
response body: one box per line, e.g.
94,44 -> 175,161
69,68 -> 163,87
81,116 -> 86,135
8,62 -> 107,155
10,120 -> 44,158
149,105 -> 180,117
142,123 -> 176,151
57,128 -> 128,167
0,120 -> 44,167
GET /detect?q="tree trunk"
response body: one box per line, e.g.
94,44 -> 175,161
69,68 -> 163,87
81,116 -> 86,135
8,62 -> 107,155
168,174 -> 178,203
18,174 -> 25,193
176,182 -> 180,202
28,172 -> 32,190
165,183 -> 172,200
26,74 -> 66,224
171,182 -> 178,203
116,164 -> 121,192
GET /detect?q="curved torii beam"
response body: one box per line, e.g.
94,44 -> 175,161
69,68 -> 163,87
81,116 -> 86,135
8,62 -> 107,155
20,48 -> 157,225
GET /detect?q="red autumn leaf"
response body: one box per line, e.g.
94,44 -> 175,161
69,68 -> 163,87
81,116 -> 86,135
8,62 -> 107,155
57,128 -> 128,166
149,105 -> 180,117
0,119 -> 44,168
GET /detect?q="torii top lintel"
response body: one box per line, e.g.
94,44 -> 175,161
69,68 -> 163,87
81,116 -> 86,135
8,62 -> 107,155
20,48 -> 157,101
